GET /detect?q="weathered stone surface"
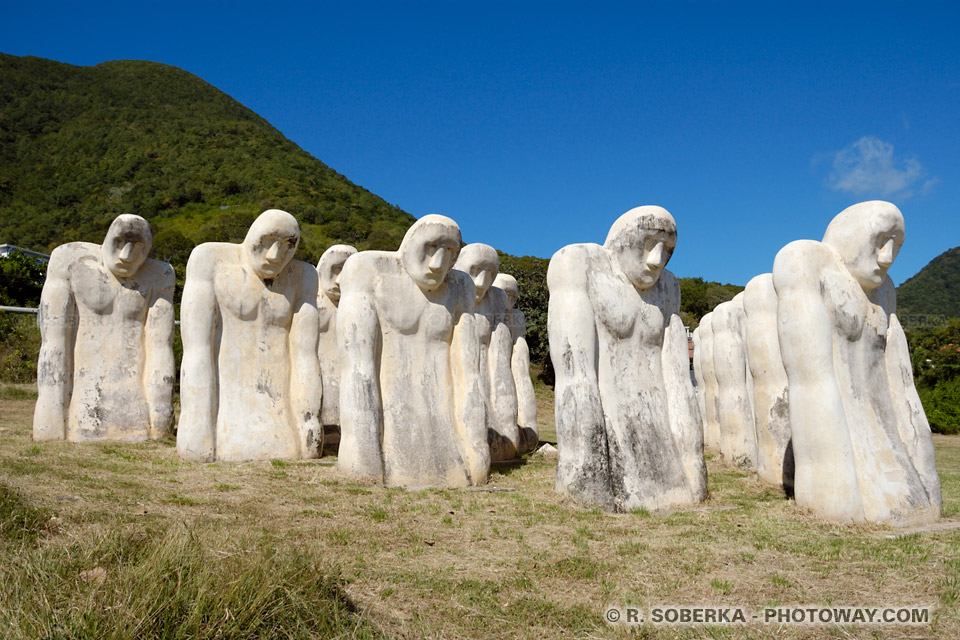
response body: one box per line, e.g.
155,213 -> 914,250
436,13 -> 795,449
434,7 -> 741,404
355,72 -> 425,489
743,273 -> 793,491
695,312 -> 722,453
493,273 -> 539,454
455,244 -> 520,461
34,215 -> 175,442
337,215 -> 489,488
547,206 -> 706,512
712,294 -> 758,469
316,244 -> 358,449
177,209 -> 321,462
773,200 -> 941,526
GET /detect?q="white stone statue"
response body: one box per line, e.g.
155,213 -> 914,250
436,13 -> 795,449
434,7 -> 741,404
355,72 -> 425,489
316,244 -> 358,453
177,209 -> 321,462
773,200 -> 941,525
337,215 -> 489,487
712,294 -> 758,469
547,206 -> 707,512
691,326 -> 707,443
454,244 -> 520,461
34,215 -> 175,442
493,273 -> 539,454
694,312 -> 722,453
742,273 -> 793,492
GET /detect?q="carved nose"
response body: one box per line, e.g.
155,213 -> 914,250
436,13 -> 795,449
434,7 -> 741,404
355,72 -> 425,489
428,250 -> 445,271
119,243 -> 135,262
646,242 -> 664,268
266,242 -> 283,262
878,239 -> 895,268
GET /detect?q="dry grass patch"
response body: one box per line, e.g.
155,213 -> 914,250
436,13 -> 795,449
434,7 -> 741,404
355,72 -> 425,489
1,391 -> 958,638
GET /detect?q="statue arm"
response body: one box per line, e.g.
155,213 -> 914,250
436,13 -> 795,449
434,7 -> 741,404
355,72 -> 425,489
451,295 -> 490,484
144,263 -> 176,438
336,259 -> 384,481
177,246 -> 219,462
773,241 -> 863,521
659,273 -> 707,500
510,310 -> 538,438
546,249 -> 608,493
289,265 -> 323,458
33,248 -> 75,441
884,307 -> 942,507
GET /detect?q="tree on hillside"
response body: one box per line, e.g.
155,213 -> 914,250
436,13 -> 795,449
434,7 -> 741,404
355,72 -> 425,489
907,319 -> 960,434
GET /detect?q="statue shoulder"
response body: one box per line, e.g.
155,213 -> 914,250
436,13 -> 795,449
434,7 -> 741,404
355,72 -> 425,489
742,273 -> 775,317
772,240 -> 832,293
47,242 -> 100,280
185,242 -> 234,279
340,250 -> 389,288
547,243 -> 603,292
444,268 -> 477,308
286,259 -> 319,297
654,268 -> 681,314
141,258 -> 176,286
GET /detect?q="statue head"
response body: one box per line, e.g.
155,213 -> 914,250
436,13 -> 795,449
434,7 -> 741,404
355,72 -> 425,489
398,215 -> 462,292
494,273 -> 519,310
242,209 -> 300,280
102,214 -> 153,279
317,244 -> 358,302
603,206 -> 677,291
822,200 -> 905,292
454,243 -> 499,305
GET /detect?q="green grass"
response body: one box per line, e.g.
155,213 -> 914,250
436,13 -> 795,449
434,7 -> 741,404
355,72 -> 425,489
0,483 -> 51,544
0,384 -> 37,401
1,392 -> 959,639
0,523 -> 380,639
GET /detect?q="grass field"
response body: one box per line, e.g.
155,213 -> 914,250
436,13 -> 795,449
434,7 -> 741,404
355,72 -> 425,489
1,381 -> 959,639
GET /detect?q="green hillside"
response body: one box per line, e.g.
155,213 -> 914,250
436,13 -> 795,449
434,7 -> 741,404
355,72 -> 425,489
0,53 -> 416,265
897,246 -> 960,321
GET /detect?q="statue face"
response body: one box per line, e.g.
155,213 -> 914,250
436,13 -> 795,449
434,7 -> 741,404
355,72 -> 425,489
603,206 -> 677,291
102,215 -> 152,279
823,201 -> 905,292
494,274 -> 519,310
844,217 -> 904,291
317,246 -> 357,302
243,210 -> 300,279
455,244 -> 499,304
400,222 -> 461,292
613,228 -> 676,291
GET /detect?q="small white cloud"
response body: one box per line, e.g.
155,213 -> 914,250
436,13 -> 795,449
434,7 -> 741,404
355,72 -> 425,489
920,177 -> 940,196
827,136 -> 931,198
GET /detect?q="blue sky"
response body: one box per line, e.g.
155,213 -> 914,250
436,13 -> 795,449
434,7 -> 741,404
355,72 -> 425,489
3,1 -> 958,285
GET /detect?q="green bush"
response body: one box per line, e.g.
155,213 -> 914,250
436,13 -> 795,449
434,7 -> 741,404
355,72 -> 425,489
906,318 -> 960,434
0,313 -> 40,384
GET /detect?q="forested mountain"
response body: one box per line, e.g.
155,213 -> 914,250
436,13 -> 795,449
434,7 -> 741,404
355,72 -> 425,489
897,246 -> 960,321
0,53 -> 415,267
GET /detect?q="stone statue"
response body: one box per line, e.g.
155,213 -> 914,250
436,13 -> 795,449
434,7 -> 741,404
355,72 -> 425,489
177,209 -> 321,462
773,200 -> 941,525
712,294 -> 758,469
34,215 -> 175,442
493,273 -> 539,454
742,273 -> 793,492
454,244 -> 520,461
694,312 -> 722,453
547,206 -> 707,512
691,326 -> 707,444
337,215 -> 489,487
316,244 -> 358,453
